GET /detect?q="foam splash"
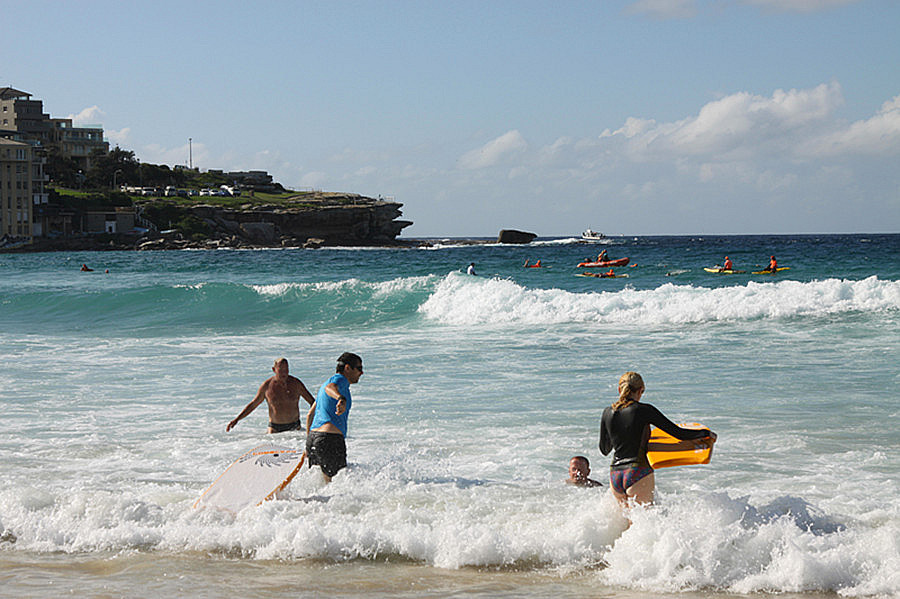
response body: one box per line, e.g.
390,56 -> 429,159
250,275 -> 437,297
419,273 -> 900,326
1,470 -> 896,595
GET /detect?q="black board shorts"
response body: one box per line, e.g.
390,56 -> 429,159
305,431 -> 347,478
269,420 -> 302,433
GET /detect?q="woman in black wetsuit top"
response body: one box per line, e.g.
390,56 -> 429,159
599,371 -> 715,506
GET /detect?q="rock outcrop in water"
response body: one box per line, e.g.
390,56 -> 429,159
497,229 -> 537,244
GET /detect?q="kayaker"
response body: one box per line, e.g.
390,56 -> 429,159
721,257 -> 733,271
767,255 -> 778,272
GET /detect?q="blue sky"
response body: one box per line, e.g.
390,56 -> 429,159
4,0 -> 898,236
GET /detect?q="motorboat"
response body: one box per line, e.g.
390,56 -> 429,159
581,228 -> 604,240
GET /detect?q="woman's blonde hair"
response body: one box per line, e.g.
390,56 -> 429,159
611,371 -> 644,410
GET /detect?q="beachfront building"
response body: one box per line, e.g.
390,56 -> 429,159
49,118 -> 108,169
83,207 -> 135,234
0,137 -> 34,244
0,87 -> 109,170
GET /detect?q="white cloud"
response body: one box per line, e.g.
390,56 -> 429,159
800,94 -> 900,157
299,171 -> 327,188
138,141 -> 205,169
600,82 -> 846,162
458,130 -> 528,170
627,0 -> 859,19
68,105 -> 106,126
741,0 -> 861,14
625,0 -> 697,20
601,117 -> 657,140
106,127 -> 131,147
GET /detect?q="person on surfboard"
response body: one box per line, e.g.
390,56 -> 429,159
765,255 -> 778,272
566,456 -> 603,487
599,372 -> 715,507
305,352 -> 364,482
226,358 -> 316,434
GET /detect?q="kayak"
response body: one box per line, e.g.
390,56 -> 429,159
752,267 -> 790,274
704,267 -> 747,274
577,257 -> 630,268
577,272 -> 629,279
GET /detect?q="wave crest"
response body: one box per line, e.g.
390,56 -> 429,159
419,274 -> 900,326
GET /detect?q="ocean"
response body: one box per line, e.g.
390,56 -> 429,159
1,234 -> 898,598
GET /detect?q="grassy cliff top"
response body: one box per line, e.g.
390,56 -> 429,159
52,187 -> 390,210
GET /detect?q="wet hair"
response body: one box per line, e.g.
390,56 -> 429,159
273,357 -> 288,369
611,371 -> 644,411
336,352 -> 362,373
570,455 -> 590,467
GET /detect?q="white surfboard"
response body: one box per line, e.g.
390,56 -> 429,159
194,443 -> 306,512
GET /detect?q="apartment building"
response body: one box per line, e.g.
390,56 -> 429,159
50,118 -> 107,168
0,137 -> 34,242
0,87 -> 108,169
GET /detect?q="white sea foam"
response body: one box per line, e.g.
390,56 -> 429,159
251,275 -> 438,298
1,452 -> 897,596
419,273 -> 900,326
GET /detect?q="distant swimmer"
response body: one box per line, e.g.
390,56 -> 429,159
467,262 -> 477,275
305,352 -> 364,482
226,357 -> 316,434
80,264 -> 93,272
599,372 -> 715,507
567,456 -> 603,487
524,259 -> 542,267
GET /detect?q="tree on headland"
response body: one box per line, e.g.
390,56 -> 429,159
83,147 -> 141,189
45,145 -> 83,188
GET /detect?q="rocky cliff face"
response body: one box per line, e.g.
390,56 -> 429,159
8,193 -> 414,252
141,193 -> 413,250
182,194 -> 412,247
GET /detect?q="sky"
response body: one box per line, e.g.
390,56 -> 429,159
3,0 -> 898,236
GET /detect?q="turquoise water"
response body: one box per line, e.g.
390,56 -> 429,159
1,234 -> 898,597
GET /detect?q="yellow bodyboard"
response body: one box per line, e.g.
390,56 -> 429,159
647,422 -> 715,469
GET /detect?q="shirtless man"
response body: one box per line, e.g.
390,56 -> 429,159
566,456 -> 603,487
226,358 -> 316,433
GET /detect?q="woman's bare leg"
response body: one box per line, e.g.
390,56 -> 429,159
626,472 -> 655,505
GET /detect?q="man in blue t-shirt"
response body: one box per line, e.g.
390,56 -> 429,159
305,352 -> 364,482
